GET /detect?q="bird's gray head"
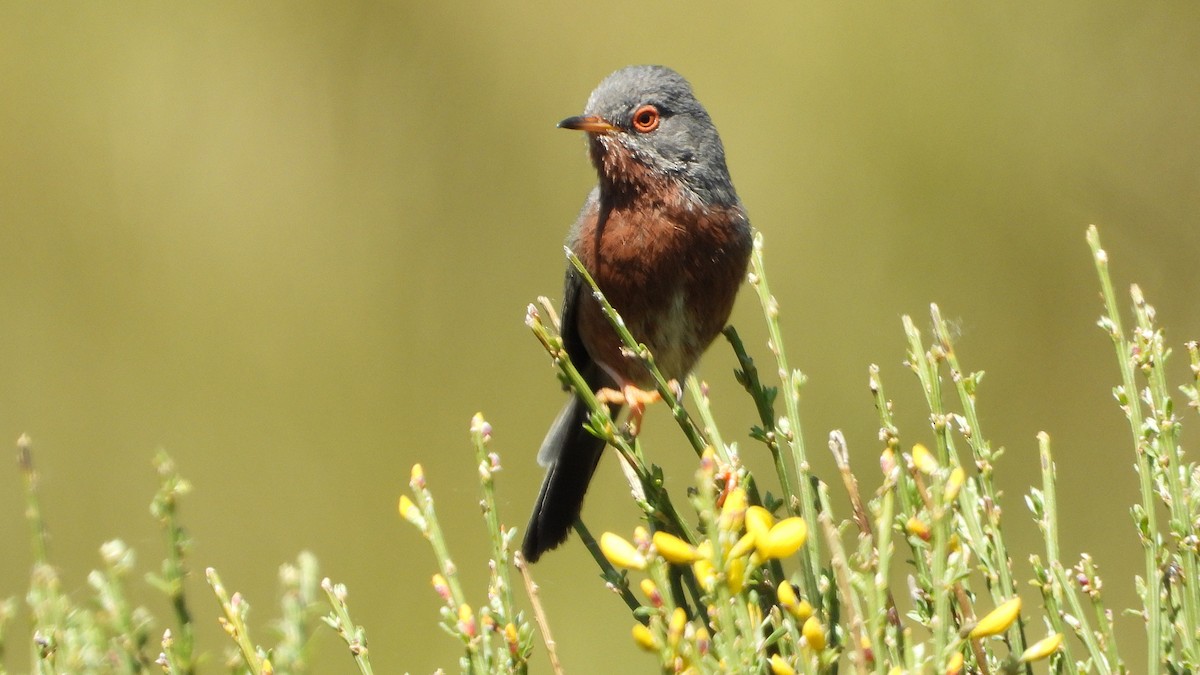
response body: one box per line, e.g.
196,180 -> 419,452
559,65 -> 738,207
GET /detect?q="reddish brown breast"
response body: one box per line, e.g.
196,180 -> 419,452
571,180 -> 751,388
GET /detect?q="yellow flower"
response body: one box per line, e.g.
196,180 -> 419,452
410,463 -> 425,488
757,517 -> 808,560
600,532 -> 647,571
745,505 -> 774,539
457,603 -> 476,638
729,531 -> 756,559
668,607 -> 687,647
727,556 -> 746,594
1020,633 -> 1064,662
945,651 -> 964,674
802,615 -> 826,651
632,623 -> 658,651
777,580 -> 812,621
945,466 -> 965,503
768,654 -> 795,675
397,495 -> 422,525
693,558 -> 716,591
653,531 -> 702,564
640,578 -> 662,607
911,443 -> 938,474
793,599 -> 814,622
905,516 -> 930,541
719,487 -> 748,532
969,596 -> 1022,639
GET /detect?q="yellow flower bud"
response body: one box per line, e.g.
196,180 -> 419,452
699,446 -> 717,479
693,558 -> 716,591
769,654 -> 795,675
793,599 -> 814,623
410,463 -> 425,488
802,615 -> 826,651
727,556 -> 746,594
880,446 -> 898,476
720,487 -> 748,532
748,601 -> 763,631
632,623 -> 658,651
668,607 -> 687,646
430,573 -> 450,601
729,532 -> 756,559
633,526 -> 651,548
969,596 -> 1022,639
640,578 -> 662,607
757,517 -> 808,560
1020,633 -> 1063,662
745,505 -> 774,539
905,516 -> 930,541
777,580 -> 800,613
653,531 -> 702,564
600,532 -> 647,570
945,651 -> 964,674
945,466 -> 965,503
457,603 -> 476,638
695,625 -> 711,655
398,495 -> 421,524
911,444 -> 938,474
777,578 -> 816,619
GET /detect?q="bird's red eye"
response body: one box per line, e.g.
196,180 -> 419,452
631,104 -> 660,133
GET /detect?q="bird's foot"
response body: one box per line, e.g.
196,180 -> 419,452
596,384 -> 672,435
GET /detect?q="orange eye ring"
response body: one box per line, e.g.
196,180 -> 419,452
631,104 -> 660,133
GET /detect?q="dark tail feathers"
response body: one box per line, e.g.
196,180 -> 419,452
522,396 -> 615,562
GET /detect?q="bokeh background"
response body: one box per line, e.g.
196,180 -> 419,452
2,2 -> 1199,672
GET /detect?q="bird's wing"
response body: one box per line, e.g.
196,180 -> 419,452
559,187 -> 601,384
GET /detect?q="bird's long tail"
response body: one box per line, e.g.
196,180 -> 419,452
522,395 -> 616,562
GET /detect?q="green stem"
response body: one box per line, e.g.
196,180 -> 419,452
205,567 -> 264,672
470,415 -> 518,625
320,578 -> 375,675
927,306 -> 1028,660
723,326 -> 796,510
1034,433 -> 1093,673
1130,285 -> 1200,661
1086,225 -> 1160,672
151,452 -> 196,674
746,232 -> 821,605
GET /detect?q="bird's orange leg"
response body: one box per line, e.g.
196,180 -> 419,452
595,383 -> 678,435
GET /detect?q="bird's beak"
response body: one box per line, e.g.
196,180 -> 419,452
558,115 -> 617,134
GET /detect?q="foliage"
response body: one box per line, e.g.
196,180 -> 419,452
2,227 -> 1197,674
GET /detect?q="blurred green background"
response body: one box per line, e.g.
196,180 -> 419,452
2,2 -> 1199,672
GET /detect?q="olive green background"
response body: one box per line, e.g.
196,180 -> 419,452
2,2 -> 1198,672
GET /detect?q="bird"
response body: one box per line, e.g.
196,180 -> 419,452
522,65 -> 753,563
